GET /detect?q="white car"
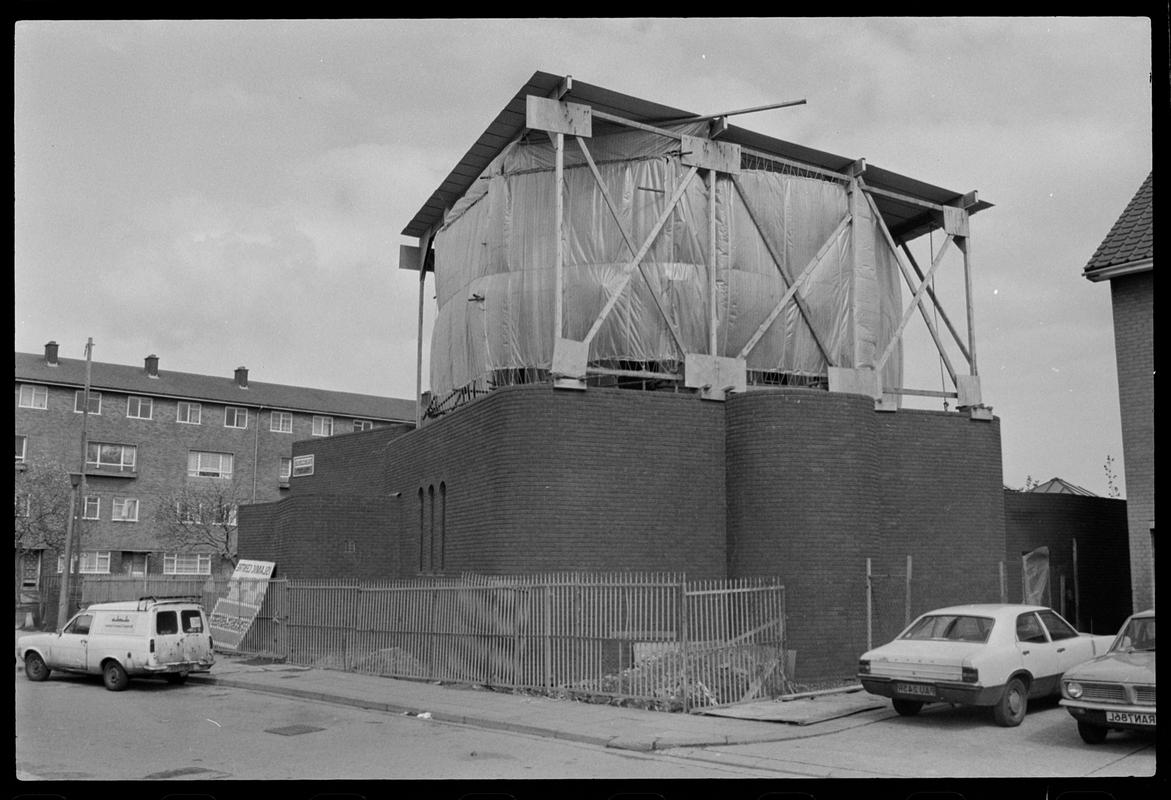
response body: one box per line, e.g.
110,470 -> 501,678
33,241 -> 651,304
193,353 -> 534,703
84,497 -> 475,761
17,596 -> 215,691
858,603 -> 1114,726
1060,609 -> 1155,743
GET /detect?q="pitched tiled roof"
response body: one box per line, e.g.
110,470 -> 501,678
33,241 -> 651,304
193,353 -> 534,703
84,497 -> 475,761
15,352 -> 416,422
1084,171 -> 1153,278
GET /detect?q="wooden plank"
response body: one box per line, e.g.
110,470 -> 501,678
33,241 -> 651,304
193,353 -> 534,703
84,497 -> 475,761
681,134 -> 741,174
525,96 -> 592,137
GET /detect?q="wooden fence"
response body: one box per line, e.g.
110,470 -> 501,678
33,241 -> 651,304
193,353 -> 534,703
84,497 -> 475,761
32,572 -> 788,711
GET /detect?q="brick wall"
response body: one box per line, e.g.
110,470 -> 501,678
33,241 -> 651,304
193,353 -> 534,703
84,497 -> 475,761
382,385 -> 728,578
1109,272 -> 1154,611
237,494 -> 396,580
1004,492 -> 1130,634
289,423 -> 414,496
725,390 -> 1006,679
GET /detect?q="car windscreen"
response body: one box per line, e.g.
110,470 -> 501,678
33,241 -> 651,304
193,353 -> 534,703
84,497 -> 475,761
1113,616 -> 1156,652
900,614 -> 993,643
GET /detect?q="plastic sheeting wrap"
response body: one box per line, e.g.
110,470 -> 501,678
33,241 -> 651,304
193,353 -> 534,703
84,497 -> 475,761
430,126 -> 903,401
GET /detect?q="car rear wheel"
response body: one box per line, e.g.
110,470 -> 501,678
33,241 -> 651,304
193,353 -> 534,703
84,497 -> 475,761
1077,721 -> 1109,744
993,677 -> 1028,727
892,699 -> 924,716
102,661 -> 129,692
24,652 -> 50,682
163,672 -> 188,685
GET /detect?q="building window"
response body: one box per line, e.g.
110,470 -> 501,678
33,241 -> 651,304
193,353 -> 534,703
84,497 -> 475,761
163,553 -> 211,575
176,501 -> 198,524
111,497 -> 139,522
177,401 -> 202,425
291,454 -> 314,477
312,416 -> 333,437
126,396 -> 153,420
74,390 -> 102,415
18,384 -> 48,409
279,457 -> 292,481
270,411 -> 293,433
82,495 -> 100,520
86,442 -> 137,473
224,406 -> 248,429
353,419 -> 374,432
59,551 -> 111,574
188,451 -> 233,479
15,434 -> 27,463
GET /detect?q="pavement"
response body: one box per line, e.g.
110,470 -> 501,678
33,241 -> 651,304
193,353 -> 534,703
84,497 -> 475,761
180,651 -> 897,751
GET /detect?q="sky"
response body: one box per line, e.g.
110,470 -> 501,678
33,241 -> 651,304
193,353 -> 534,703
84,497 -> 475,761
14,18 -> 1152,497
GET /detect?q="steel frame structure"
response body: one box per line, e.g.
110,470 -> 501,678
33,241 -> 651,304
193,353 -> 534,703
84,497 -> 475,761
401,74 -> 989,423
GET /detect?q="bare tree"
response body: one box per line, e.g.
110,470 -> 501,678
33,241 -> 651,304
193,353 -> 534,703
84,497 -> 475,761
153,474 -> 252,568
14,459 -> 73,553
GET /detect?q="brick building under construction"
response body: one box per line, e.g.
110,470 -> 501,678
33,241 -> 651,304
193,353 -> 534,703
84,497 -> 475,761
239,72 -> 1122,679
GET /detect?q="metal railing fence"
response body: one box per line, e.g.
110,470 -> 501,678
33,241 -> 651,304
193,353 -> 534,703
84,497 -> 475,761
31,571 -> 788,711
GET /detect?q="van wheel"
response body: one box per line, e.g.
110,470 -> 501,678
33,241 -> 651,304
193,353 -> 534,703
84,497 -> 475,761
1078,721 -> 1109,744
164,673 -> 188,685
993,677 -> 1028,727
102,661 -> 129,692
24,653 -> 50,682
892,699 -> 924,716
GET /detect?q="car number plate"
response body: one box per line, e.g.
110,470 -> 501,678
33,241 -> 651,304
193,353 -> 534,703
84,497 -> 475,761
895,682 -> 936,698
1105,711 -> 1155,726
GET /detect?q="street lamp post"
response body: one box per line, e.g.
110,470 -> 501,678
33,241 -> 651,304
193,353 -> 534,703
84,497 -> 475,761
55,472 -> 83,629
55,338 -> 93,629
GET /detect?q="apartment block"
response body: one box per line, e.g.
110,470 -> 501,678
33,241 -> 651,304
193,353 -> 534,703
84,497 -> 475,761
15,341 -> 413,586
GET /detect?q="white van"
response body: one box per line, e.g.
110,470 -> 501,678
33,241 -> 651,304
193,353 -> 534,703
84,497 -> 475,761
17,596 -> 215,691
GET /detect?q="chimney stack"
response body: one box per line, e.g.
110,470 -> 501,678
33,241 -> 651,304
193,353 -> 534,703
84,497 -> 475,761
234,366 -> 249,388
144,354 -> 159,378
44,341 -> 59,366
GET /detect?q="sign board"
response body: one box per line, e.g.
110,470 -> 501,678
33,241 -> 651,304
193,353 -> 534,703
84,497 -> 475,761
209,559 -> 275,650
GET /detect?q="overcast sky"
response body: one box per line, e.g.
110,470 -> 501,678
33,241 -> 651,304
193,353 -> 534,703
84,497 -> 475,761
14,18 -> 1152,497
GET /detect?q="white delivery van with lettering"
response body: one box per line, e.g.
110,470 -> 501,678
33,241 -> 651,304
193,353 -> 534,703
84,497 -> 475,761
17,596 -> 215,691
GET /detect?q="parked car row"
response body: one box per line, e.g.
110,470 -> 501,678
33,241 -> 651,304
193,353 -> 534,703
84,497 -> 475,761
18,595 -> 1155,747
858,603 -> 1156,742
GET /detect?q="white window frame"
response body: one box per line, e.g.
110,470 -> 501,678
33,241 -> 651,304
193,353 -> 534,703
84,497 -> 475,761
86,442 -> 137,472
73,390 -> 102,415
82,495 -> 101,520
312,415 -> 333,437
279,457 -> 292,480
18,384 -> 48,409
176,501 -> 199,524
353,419 -> 374,432
163,552 -> 212,575
224,406 -> 249,429
177,401 -> 202,425
58,551 -> 111,574
292,454 -> 315,477
270,411 -> 293,433
126,395 -> 154,420
187,450 -> 233,479
16,434 -> 27,463
111,497 -> 139,522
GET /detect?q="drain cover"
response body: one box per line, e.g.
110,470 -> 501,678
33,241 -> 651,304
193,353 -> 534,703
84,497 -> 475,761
265,724 -> 325,736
